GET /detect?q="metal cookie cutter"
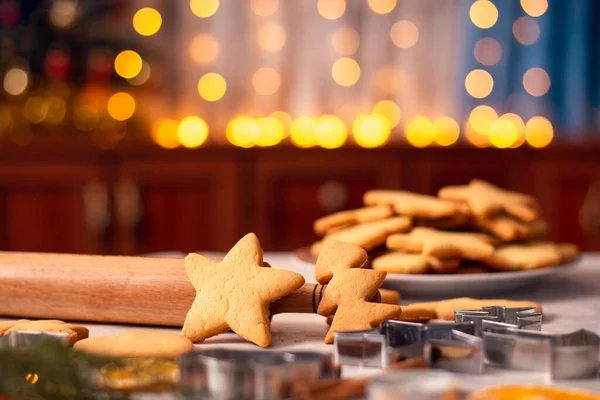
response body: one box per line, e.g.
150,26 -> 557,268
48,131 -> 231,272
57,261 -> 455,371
483,325 -> 600,380
179,349 -> 338,400
455,306 -> 542,335
333,306 -> 541,373
0,330 -> 70,349
334,320 -> 481,372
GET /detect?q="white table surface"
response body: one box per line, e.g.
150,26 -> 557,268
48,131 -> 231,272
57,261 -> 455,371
5,252 -> 600,395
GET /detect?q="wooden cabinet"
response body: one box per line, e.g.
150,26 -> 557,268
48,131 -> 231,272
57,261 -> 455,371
532,156 -> 600,251
0,144 -> 598,253
113,149 -> 240,254
0,160 -> 108,254
254,148 -> 401,250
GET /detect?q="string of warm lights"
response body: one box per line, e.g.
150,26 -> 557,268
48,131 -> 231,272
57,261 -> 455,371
0,0 -> 554,150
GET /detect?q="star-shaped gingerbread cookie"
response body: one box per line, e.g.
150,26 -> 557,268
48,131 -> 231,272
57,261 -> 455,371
182,233 -> 305,347
438,179 -> 539,222
325,268 -> 403,344
386,227 -> 495,261
315,239 -> 368,316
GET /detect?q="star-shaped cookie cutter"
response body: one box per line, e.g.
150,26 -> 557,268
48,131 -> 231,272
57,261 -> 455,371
178,348 -> 338,399
483,324 -> 600,380
333,306 -> 541,374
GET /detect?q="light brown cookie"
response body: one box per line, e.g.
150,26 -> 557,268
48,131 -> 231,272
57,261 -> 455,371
403,297 -> 542,321
380,288 -> 401,304
487,242 -> 563,271
472,214 -> 549,242
182,233 -> 305,347
398,306 -> 437,322
386,227 -> 495,261
314,205 -> 393,236
472,214 -> 531,242
439,180 -> 539,222
371,252 -> 461,274
364,190 -> 464,220
324,269 -> 403,343
75,331 -> 193,358
415,212 -> 470,230
324,288 -> 402,326
314,238 -> 368,284
3,320 -> 89,345
311,216 -> 412,258
557,243 -> 579,263
317,241 -> 370,315
0,319 -> 29,335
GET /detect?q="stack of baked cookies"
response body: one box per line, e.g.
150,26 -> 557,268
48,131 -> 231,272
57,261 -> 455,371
310,179 -> 579,274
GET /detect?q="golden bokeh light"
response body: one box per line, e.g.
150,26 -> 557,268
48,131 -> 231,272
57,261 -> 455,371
368,0 -> 397,14
24,97 -> 48,123
3,68 -> 28,96
128,61 -> 151,86
352,114 -> 391,148
372,100 -> 401,128
520,0 -> 548,17
317,0 -> 346,20
470,0 -> 498,29
25,373 -> 39,384
500,113 -> 526,148
372,65 -> 405,96
269,111 -> 292,133
256,117 -> 285,146
474,37 -> 502,66
251,0 -> 279,16
390,20 -> 419,49
49,0 -> 77,28
177,116 -> 209,148
525,116 -> 553,148
290,116 -> 317,148
152,118 -> 180,149
465,69 -> 494,99
433,117 -> 460,146
257,23 -> 286,52
331,27 -> 360,56
189,34 -> 219,64
332,57 -> 360,87
465,121 -> 492,148
315,115 -> 347,149
133,7 -> 162,36
44,96 -> 67,124
114,50 -> 142,79
523,67 -> 550,96
469,105 -> 498,135
190,0 -> 219,18
406,116 -> 434,148
197,72 -> 227,101
489,118 -> 519,148
512,16 -> 540,46
252,68 -> 281,96
227,116 -> 260,147
107,92 -> 136,121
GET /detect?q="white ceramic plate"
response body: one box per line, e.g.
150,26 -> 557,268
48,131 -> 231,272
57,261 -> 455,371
291,249 -> 581,297
379,260 -> 580,297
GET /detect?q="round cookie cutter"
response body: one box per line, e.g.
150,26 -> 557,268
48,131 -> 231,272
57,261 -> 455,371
179,349 -> 338,400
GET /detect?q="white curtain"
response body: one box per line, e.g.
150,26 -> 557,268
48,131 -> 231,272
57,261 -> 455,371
174,0 -> 463,143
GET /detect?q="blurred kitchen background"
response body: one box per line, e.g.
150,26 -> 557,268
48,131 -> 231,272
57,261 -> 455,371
0,0 -> 599,254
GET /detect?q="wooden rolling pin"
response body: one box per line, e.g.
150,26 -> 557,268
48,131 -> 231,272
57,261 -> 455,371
0,252 -> 395,326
